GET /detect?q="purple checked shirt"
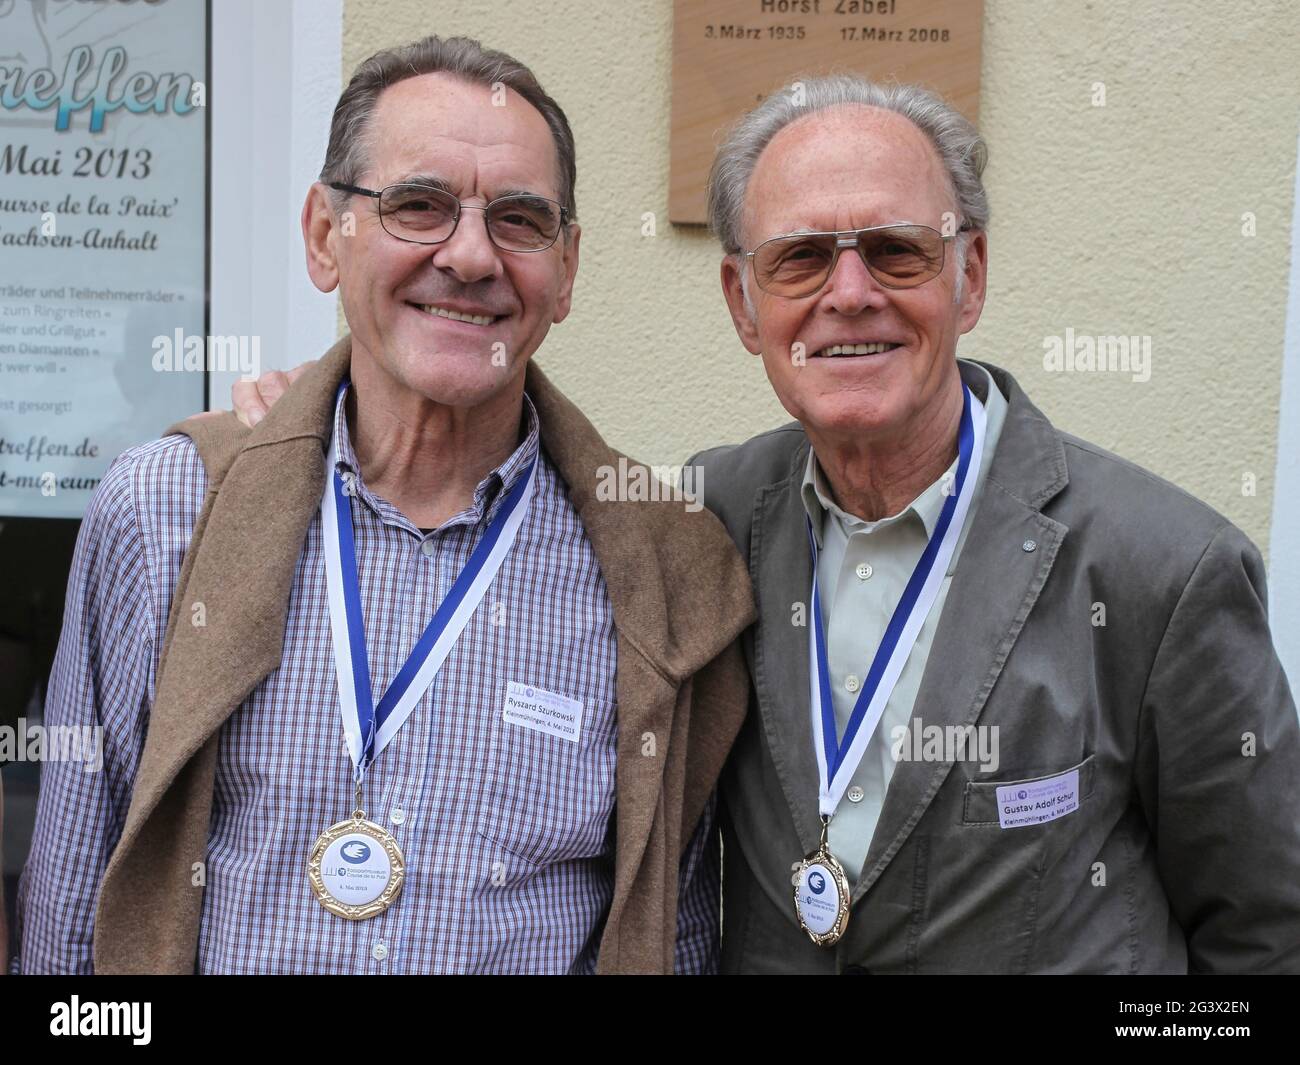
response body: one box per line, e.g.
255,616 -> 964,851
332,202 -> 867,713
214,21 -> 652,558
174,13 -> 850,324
13,384 -> 720,974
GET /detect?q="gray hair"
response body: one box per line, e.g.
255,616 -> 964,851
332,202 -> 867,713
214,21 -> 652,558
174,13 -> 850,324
708,75 -> 989,261
320,35 -> 577,221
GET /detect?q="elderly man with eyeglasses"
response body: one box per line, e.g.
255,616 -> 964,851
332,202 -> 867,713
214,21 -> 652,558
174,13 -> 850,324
12,35 -> 755,975
690,75 -> 1300,974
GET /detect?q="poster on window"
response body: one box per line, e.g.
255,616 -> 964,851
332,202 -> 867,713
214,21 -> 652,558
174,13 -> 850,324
0,0 -> 208,519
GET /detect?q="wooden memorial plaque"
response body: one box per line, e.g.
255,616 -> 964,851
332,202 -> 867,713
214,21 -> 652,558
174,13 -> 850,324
669,0 -> 983,224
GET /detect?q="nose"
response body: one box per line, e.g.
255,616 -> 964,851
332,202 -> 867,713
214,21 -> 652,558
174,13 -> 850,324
430,205 -> 502,284
821,240 -> 889,316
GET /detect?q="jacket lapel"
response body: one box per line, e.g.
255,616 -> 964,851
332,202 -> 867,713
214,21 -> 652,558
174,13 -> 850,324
750,441 -> 825,854
853,361 -> 1070,902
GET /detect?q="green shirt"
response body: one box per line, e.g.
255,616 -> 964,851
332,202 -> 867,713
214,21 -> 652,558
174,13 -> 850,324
800,360 -> 1009,882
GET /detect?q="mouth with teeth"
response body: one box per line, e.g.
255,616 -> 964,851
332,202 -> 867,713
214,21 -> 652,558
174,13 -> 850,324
811,341 -> 902,358
407,302 -> 503,327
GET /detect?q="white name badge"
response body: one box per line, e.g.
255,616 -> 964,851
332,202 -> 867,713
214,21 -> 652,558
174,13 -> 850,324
502,681 -> 584,744
995,768 -> 1080,829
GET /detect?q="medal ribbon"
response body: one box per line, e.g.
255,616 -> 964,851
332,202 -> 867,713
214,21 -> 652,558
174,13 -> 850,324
322,381 -> 538,782
807,384 -> 986,817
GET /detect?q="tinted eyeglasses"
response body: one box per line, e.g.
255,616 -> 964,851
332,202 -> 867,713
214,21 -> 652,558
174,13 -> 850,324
745,222 -> 970,298
328,182 -> 570,252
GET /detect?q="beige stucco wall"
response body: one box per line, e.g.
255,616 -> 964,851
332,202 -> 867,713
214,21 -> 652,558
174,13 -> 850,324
341,0 -> 1298,554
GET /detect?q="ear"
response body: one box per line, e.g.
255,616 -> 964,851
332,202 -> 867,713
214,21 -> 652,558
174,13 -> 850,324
551,222 -> 581,324
956,229 -> 988,336
302,182 -> 341,294
721,255 -> 762,355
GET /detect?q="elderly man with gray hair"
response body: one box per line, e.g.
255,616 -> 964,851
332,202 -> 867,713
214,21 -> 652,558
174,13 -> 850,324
692,74 -> 1300,973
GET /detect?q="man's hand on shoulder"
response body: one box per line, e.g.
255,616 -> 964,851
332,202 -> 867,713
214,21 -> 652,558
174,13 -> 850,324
231,362 -> 312,427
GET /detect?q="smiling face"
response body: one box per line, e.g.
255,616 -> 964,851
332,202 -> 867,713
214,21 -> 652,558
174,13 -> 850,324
721,105 -> 987,446
304,72 -> 579,410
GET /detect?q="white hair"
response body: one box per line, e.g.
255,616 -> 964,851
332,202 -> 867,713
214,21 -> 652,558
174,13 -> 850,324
708,74 -> 989,255
720,76 -> 986,321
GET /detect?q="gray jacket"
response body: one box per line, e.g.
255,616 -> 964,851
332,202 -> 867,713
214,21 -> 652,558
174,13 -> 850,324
692,359 -> 1300,973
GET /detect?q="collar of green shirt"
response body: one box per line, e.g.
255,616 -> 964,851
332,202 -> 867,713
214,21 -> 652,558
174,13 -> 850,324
801,359 -> 1007,547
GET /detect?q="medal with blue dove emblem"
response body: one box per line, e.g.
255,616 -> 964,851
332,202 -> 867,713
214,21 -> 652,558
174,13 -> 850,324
792,816 -> 850,946
308,778 -> 406,920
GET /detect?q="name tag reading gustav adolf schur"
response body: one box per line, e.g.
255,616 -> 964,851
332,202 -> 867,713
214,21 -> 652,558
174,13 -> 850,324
995,769 -> 1080,829
502,681 -> 585,744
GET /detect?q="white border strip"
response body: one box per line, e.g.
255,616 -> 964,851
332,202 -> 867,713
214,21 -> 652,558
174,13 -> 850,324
209,0 -> 341,406
1268,128 -> 1300,689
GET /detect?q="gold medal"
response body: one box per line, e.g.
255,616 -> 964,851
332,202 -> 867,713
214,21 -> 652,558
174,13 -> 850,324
792,817 -> 850,947
307,787 -> 405,920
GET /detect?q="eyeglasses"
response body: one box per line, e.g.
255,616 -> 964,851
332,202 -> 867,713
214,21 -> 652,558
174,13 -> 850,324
327,182 -> 570,252
744,222 -> 970,298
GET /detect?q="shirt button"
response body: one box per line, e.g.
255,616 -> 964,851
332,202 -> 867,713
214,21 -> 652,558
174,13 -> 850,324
845,674 -> 860,693
372,941 -> 388,962
420,539 -> 435,557
389,807 -> 406,826
847,786 -> 865,803
855,562 -> 873,581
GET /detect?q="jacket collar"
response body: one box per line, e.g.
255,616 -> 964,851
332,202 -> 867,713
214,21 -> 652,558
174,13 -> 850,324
971,359 -> 1069,511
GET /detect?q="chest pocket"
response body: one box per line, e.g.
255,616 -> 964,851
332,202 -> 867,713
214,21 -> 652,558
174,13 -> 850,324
475,690 -> 618,869
960,754 -> 1096,825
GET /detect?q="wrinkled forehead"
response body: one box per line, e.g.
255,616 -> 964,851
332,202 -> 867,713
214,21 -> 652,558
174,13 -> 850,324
363,73 -> 563,202
742,105 -> 956,244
